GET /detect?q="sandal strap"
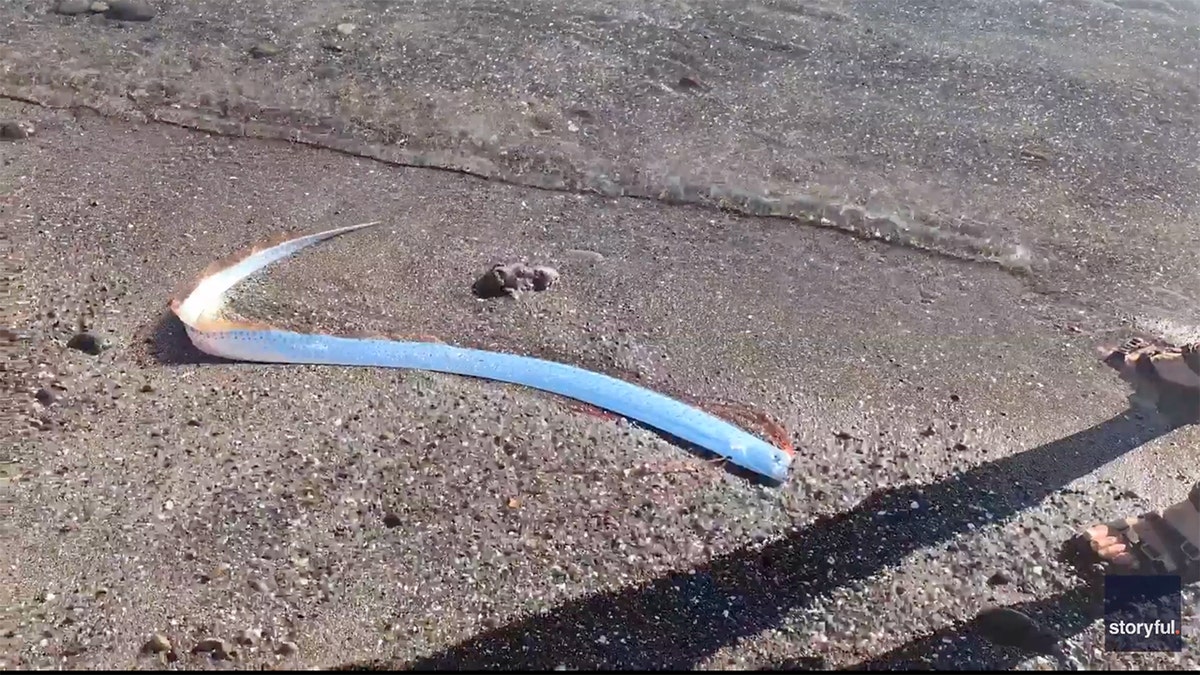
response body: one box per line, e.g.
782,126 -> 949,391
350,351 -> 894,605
1183,343 -> 1200,377
1124,512 -> 1200,580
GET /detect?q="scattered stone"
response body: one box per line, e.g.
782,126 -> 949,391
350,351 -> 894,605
235,628 -> 260,646
565,105 -> 595,119
247,578 -> 270,593
382,512 -> 402,528
1019,146 -> 1051,163
66,332 -> 107,356
336,23 -> 357,35
54,0 -> 91,15
472,262 -> 560,299
200,562 -> 232,584
919,424 -> 936,437
276,640 -> 299,657
974,606 -> 1059,654
249,42 -> 280,58
139,383 -> 153,393
186,418 -> 201,427
141,633 -> 171,654
986,571 -> 1012,586
529,113 -> 555,132
34,388 -> 56,405
89,1 -> 108,11
192,637 -> 231,659
0,121 -> 34,140
104,0 -> 154,21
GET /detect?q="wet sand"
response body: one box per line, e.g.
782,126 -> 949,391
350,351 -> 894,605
1,0 -> 1199,670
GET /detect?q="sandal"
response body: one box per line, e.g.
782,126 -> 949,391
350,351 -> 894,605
1101,337 -> 1200,423
1065,481 -> 1200,585
1183,342 -> 1200,377
1103,336 -> 1200,380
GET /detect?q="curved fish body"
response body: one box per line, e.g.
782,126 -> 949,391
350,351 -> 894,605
170,222 -> 794,483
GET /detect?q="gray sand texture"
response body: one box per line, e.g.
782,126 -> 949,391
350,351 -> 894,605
1,0 -> 1199,670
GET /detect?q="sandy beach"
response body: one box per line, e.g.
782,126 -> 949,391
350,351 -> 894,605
1,0 -> 1198,670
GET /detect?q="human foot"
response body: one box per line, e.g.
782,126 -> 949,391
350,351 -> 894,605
1065,482 -> 1200,584
1100,337 -> 1200,424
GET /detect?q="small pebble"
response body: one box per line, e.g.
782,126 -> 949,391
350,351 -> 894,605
34,388 -> 56,405
66,332 -> 107,356
473,262 -> 560,298
0,121 -> 34,140
141,633 -> 171,654
89,1 -> 108,11
975,606 -> 1059,654
276,640 -> 299,657
235,628 -> 260,646
336,23 -> 356,35
382,512 -> 402,528
249,42 -> 280,58
104,0 -> 154,21
986,571 -> 1012,586
54,0 -> 91,15
192,637 -> 230,659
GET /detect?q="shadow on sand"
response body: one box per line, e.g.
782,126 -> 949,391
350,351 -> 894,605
154,302 -> 1192,670
144,310 -> 228,366
331,405 -> 1185,670
840,586 -> 1098,670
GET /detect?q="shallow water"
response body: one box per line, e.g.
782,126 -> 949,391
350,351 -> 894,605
1,0 -> 1197,330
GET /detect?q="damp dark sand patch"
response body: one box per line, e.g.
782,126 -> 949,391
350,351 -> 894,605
0,82 -> 1038,275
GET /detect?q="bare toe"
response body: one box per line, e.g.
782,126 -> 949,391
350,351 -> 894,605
1067,485 -> 1200,583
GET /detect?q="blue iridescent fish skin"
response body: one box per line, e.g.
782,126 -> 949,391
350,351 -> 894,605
174,223 -> 794,484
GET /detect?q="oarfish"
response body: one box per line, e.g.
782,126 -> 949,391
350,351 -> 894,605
169,221 -> 795,483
